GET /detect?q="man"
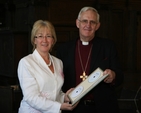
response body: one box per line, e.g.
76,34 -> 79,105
56,6 -> 124,113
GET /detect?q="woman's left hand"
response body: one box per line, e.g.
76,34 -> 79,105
64,88 -> 74,103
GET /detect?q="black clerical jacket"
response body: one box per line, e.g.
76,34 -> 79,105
56,36 -> 124,112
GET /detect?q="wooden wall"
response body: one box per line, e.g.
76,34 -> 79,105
0,0 -> 141,112
0,0 -> 141,92
11,0 -> 141,71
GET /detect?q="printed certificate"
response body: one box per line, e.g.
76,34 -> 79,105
68,67 -> 108,105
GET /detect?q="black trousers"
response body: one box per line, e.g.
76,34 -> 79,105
62,100 -> 120,113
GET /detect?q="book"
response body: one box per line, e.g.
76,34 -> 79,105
68,67 -> 108,105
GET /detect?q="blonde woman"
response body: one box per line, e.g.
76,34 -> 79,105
18,20 -> 77,113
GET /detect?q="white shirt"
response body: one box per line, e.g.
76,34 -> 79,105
18,49 -> 65,113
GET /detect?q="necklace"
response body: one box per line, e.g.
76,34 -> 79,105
47,60 -> 51,66
47,55 -> 52,66
78,41 -> 93,81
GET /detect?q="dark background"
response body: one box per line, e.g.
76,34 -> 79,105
0,0 -> 141,113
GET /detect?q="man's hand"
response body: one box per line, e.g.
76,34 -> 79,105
103,69 -> 115,83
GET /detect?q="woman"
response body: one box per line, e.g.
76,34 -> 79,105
18,20 -> 76,113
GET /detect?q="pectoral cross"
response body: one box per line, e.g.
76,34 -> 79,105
80,72 -> 88,81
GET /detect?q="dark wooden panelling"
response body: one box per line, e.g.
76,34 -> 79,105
97,9 -> 124,68
124,11 -> 137,71
137,13 -> 141,71
0,86 -> 13,113
0,1 -> 141,112
0,86 -> 23,113
0,30 -> 28,77
51,26 -> 78,55
48,1 -> 96,26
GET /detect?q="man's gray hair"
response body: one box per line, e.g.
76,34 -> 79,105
77,6 -> 100,22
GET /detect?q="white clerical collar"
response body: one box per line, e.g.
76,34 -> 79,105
82,41 -> 89,45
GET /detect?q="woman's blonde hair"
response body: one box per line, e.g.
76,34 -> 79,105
31,20 -> 57,51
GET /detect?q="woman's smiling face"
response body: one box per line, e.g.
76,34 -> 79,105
34,27 -> 54,54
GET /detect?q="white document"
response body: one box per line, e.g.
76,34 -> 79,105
68,67 -> 108,105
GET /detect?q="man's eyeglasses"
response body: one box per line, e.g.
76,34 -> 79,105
78,19 -> 98,25
35,35 -> 53,39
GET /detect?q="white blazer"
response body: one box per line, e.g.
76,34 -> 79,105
18,49 -> 65,113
